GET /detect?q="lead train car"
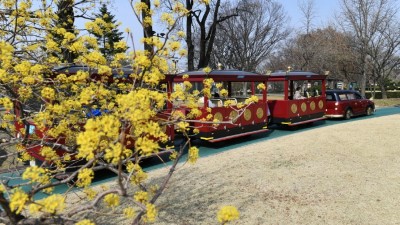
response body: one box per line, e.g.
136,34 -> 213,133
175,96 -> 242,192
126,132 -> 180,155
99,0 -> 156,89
171,70 -> 270,143
266,71 -> 327,126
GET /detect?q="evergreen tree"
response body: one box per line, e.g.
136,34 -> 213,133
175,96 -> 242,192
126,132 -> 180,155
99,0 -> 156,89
91,4 -> 126,60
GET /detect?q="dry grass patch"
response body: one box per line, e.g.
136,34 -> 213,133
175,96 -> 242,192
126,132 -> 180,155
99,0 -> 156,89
374,98 -> 400,107
152,114 -> 400,224
80,114 -> 400,225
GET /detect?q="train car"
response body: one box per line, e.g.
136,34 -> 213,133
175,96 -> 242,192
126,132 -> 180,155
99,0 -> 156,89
266,71 -> 327,126
13,67 -> 176,166
171,70 -> 269,143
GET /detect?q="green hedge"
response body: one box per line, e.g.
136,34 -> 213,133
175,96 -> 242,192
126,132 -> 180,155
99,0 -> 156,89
365,91 -> 400,99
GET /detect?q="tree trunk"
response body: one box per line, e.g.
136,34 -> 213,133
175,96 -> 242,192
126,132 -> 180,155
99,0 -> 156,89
186,0 -> 195,71
380,82 -> 388,99
56,0 -> 76,63
141,0 -> 154,54
359,55 -> 368,96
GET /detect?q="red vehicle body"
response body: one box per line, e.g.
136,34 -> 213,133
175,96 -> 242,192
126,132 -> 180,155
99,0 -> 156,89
13,66 -> 175,164
172,70 -> 269,143
14,68 -> 329,163
325,90 -> 375,119
266,71 -> 327,126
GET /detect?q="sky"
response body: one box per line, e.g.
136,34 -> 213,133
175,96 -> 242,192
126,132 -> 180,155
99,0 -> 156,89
108,0 -> 341,51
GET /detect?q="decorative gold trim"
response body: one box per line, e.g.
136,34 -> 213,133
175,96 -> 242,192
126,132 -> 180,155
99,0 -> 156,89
291,104 -> 297,114
301,102 -> 307,112
229,110 -> 238,122
244,109 -> 252,121
214,112 -> 223,122
318,100 -> 324,109
200,137 -> 214,140
256,108 -> 264,119
310,101 -> 316,111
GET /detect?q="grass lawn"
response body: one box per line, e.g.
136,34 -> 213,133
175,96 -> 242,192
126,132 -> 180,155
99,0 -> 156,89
373,98 -> 400,107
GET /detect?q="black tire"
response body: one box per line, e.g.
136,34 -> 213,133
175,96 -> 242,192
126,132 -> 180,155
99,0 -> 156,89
366,106 -> 373,116
344,109 -> 352,120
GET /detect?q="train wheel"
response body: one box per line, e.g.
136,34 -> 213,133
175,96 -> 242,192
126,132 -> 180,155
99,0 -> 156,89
344,109 -> 352,120
366,106 -> 374,116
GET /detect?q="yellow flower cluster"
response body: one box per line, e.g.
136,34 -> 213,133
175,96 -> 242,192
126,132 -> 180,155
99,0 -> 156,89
188,146 -> 199,164
0,41 -> 14,70
169,41 -> 181,52
22,166 -> 50,185
257,83 -> 266,90
77,115 -> 121,160
104,142 -> 132,164
161,13 -> 175,26
244,95 -> 259,105
187,108 -> 202,119
76,168 -> 94,188
40,146 -> 60,162
31,194 -> 65,214
134,2 -> 150,16
41,87 -> 56,101
134,191 -> 149,203
126,162 -> 148,185
203,67 -> 212,74
144,203 -> 157,222
135,136 -> 160,156
123,207 -> 136,218
104,193 -> 120,208
0,97 -> 13,111
114,41 -> 127,50
9,188 -> 29,214
217,206 -> 240,224
85,18 -> 111,36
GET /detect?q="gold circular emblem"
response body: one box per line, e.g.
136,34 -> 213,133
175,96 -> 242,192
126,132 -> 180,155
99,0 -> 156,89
256,108 -> 264,119
162,125 -> 167,133
214,112 -> 223,122
301,102 -> 307,112
229,110 -> 238,122
244,109 -> 252,121
318,100 -> 324,109
291,104 -> 297,114
310,101 -> 315,111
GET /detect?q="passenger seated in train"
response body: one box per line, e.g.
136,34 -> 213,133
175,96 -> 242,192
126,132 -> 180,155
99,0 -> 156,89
293,87 -> 305,99
198,96 -> 216,107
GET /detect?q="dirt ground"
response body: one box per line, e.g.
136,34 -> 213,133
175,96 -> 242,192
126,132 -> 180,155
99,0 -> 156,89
134,113 -> 400,225
3,108 -> 400,224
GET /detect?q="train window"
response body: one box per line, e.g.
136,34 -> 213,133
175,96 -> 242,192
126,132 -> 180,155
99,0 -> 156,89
231,82 -> 251,98
268,81 -> 284,100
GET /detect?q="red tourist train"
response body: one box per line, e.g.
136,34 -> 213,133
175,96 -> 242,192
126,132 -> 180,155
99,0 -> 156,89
13,68 -> 327,164
169,70 -> 327,143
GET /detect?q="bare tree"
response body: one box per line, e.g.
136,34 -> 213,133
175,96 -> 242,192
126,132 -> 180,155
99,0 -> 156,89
210,0 -> 289,72
338,0 -> 396,96
186,0 -> 239,70
368,18 -> 400,98
298,0 -> 316,34
268,26 -> 359,86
